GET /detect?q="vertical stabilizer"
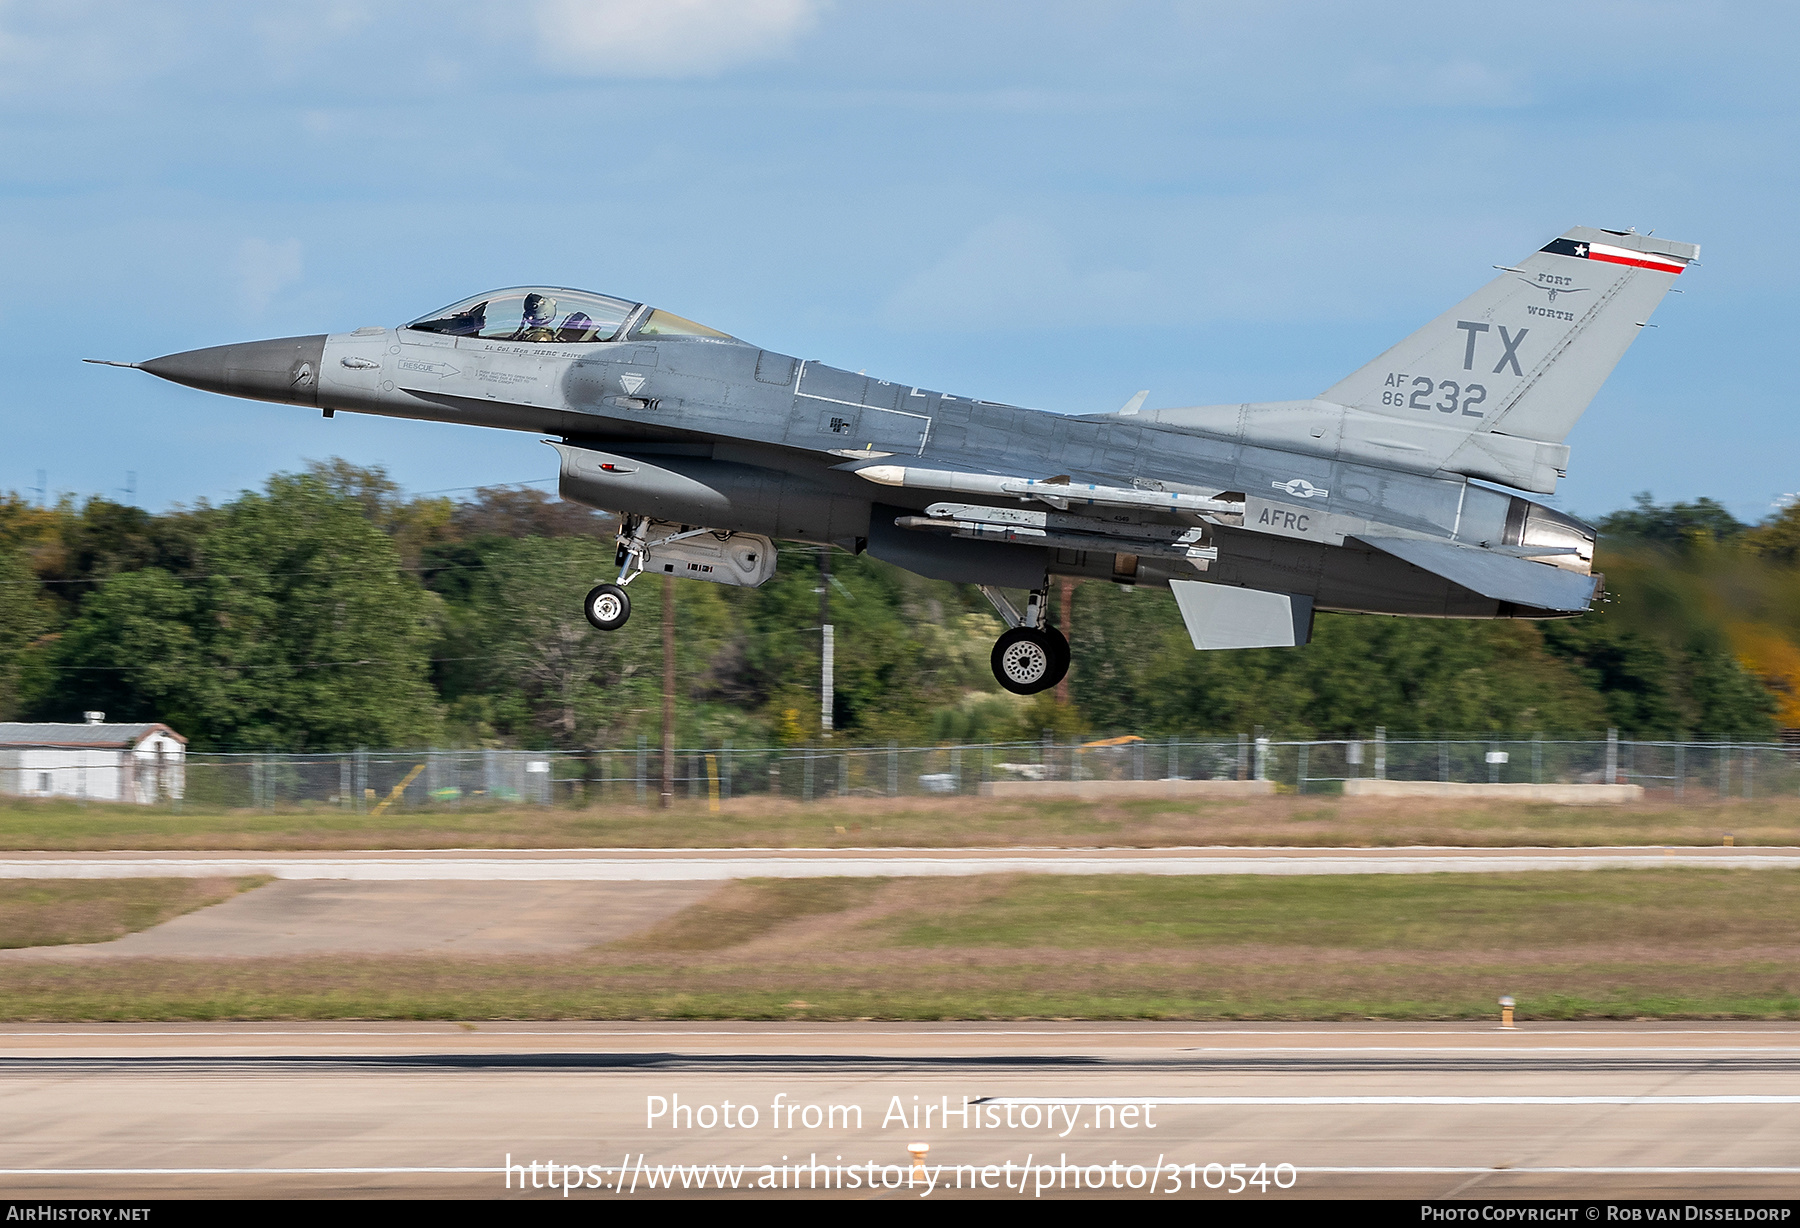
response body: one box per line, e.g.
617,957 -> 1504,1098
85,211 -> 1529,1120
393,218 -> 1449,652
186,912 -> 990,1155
1320,227 -> 1697,446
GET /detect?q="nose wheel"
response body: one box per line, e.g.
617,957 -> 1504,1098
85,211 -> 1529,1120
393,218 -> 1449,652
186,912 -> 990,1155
991,625 -> 1069,695
584,583 -> 631,630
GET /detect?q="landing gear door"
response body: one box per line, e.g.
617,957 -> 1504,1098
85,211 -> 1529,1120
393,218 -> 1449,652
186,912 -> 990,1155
644,531 -> 778,588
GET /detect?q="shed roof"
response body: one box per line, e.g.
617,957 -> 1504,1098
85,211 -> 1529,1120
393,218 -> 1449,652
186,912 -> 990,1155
0,723 -> 187,749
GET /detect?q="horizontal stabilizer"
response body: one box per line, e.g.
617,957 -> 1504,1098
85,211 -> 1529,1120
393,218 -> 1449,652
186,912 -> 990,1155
1354,537 -> 1597,612
1170,581 -> 1314,650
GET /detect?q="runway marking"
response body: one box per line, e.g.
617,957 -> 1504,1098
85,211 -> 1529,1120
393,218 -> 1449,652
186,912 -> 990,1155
1,1167 -> 503,1176
984,1095 -> 1800,1105
1305,1167 -> 1800,1175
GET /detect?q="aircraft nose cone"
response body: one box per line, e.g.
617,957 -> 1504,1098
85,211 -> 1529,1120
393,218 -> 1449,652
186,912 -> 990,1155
140,335 -> 326,407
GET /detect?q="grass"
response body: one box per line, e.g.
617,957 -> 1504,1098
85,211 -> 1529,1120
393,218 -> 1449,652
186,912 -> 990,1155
1,793 -> 1796,851
1,869 -> 1795,1020
619,878 -> 888,951
0,877 -> 267,949
868,870 -> 1800,951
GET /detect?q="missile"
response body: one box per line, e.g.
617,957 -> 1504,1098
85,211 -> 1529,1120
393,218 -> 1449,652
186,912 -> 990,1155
852,465 -> 1242,515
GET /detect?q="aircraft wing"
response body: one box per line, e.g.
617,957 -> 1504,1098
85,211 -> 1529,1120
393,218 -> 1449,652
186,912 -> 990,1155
1352,537 -> 1598,613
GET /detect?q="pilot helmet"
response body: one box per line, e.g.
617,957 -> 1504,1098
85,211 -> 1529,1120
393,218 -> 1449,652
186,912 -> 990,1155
522,293 -> 557,327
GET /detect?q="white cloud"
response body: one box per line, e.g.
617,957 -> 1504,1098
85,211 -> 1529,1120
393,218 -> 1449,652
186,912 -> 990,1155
882,218 -> 1154,333
233,238 -> 304,314
533,0 -> 823,78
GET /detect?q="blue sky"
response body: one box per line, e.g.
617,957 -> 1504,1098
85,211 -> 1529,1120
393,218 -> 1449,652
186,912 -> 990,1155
2,1 -> 1794,521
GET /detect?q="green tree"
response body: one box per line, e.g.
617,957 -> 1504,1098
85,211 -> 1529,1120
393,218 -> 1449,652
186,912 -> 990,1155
0,547 -> 50,720
197,473 -> 443,749
480,537 -> 658,745
1069,581 -> 1610,736
48,473 -> 443,750
1745,500 -> 1800,565
725,548 -> 997,743
1598,493 -> 1746,547
451,537 -> 748,747
45,568 -> 219,733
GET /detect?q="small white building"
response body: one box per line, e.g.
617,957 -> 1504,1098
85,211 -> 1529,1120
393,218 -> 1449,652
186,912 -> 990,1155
0,716 -> 187,804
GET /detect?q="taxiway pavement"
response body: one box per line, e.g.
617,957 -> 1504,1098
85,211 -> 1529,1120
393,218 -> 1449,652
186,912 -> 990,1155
0,879 -> 717,960
1,844 -> 1794,880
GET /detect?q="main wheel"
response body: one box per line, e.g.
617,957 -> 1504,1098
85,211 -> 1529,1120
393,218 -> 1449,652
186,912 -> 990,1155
991,626 -> 1070,695
583,583 -> 631,630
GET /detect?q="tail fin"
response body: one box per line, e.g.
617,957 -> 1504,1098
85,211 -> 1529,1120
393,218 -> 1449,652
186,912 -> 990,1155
1322,226 -> 1697,444
1101,227 -> 1697,493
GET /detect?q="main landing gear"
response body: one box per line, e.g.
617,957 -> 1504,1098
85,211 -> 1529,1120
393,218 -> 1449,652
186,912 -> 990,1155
980,584 -> 1069,696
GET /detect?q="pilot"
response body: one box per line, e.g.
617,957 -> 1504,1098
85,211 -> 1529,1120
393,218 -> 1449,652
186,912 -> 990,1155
511,293 -> 559,342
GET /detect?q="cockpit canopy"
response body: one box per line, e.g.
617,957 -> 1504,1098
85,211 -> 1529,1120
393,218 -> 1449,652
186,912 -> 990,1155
404,287 -> 732,344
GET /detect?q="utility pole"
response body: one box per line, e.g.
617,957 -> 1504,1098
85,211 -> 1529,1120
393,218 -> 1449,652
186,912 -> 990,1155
1056,577 -> 1075,705
819,546 -> 833,737
660,573 -> 675,809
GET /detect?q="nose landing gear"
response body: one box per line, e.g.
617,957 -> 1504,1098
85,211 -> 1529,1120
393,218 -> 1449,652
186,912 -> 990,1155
582,515 -> 781,630
584,582 -> 631,630
582,515 -> 652,630
979,582 -> 1069,695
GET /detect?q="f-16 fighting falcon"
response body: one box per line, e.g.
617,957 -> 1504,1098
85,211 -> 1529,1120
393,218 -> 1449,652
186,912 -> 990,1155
95,226 -> 1696,695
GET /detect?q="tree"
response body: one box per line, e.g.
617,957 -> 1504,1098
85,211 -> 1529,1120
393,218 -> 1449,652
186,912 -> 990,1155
463,537 -> 745,747
450,485 -> 610,541
198,472 -> 443,749
1745,501 -> 1800,566
45,568 -> 219,733
0,547 -> 50,720
1069,581 -> 1612,737
480,537 -> 650,744
48,473 -> 443,749
1598,493 -> 1746,547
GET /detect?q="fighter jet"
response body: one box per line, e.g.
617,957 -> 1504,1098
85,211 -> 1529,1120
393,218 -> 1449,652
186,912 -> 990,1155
97,226 -> 1696,696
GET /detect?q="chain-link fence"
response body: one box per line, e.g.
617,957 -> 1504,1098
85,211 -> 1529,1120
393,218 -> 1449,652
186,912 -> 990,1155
1288,732 -> 1798,799
6,730 -> 1797,810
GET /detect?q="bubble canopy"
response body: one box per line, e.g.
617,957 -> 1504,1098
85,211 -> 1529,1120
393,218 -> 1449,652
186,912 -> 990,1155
403,288 -> 732,344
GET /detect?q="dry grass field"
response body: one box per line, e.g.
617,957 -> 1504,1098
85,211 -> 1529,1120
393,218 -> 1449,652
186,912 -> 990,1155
2,869 -> 1794,1021
0,877 -> 265,949
1,793 -> 1795,851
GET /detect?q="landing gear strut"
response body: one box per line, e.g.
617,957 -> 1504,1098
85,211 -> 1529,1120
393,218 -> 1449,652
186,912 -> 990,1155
979,583 -> 1069,695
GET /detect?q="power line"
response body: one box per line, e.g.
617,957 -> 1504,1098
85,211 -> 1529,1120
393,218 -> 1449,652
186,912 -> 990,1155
407,477 -> 561,496
0,551 -> 618,588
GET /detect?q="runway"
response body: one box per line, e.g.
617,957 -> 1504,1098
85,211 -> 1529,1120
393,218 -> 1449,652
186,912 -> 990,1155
3,1023 -> 1797,1199
2,844 -> 1795,880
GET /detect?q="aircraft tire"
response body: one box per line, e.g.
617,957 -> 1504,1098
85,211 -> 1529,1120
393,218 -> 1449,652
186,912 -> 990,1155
584,583 -> 631,631
991,626 -> 1069,695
